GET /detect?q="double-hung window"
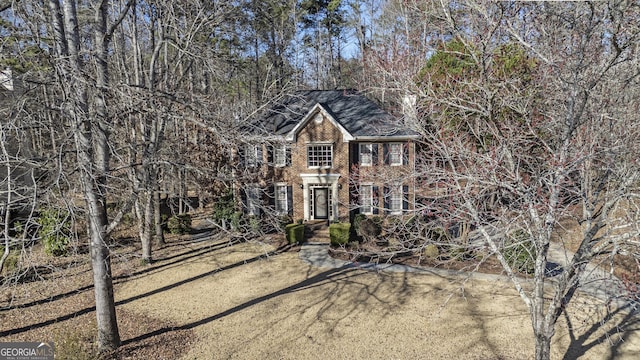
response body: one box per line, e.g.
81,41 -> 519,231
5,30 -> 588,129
245,144 -> 261,167
389,143 -> 403,166
389,185 -> 403,214
274,144 -> 288,167
275,184 -> 289,214
307,143 -> 333,168
360,144 -> 373,166
360,184 -> 373,214
246,186 -> 261,216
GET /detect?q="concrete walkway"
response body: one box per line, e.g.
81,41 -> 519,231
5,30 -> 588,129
299,240 -> 638,313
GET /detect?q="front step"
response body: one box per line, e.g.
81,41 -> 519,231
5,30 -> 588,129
305,221 -> 331,243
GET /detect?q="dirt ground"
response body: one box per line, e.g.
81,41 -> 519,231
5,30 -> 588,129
2,231 -> 640,359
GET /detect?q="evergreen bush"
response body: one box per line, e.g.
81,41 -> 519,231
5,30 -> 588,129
329,223 -> 351,246
167,214 -> 192,234
38,208 -> 71,256
285,223 -> 305,244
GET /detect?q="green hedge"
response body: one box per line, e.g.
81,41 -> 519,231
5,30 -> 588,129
329,223 -> 351,246
285,223 -> 305,244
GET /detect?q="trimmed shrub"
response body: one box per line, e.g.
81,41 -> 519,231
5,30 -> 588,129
423,244 -> 439,259
329,222 -> 351,246
167,214 -> 192,234
504,229 -> 536,274
285,223 -> 305,244
38,208 -> 71,256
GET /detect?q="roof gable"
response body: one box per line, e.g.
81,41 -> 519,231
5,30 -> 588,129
284,103 -> 354,142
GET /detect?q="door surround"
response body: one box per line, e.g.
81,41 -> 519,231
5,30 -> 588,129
300,174 -> 340,221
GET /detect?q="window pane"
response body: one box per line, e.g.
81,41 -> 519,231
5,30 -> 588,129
307,144 -> 333,168
390,144 -> 402,165
246,145 -> 258,167
390,185 -> 402,212
360,185 -> 372,214
360,144 -> 372,166
274,145 -> 287,166
276,185 -> 288,213
247,187 -> 260,215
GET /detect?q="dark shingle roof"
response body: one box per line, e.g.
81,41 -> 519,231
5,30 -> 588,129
254,90 -> 418,138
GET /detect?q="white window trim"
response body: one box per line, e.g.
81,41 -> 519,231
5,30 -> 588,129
246,186 -> 261,216
389,184 -> 403,215
360,183 -> 373,215
246,144 -> 260,167
359,143 -> 373,167
274,144 -> 288,167
307,143 -> 333,169
275,183 -> 289,214
389,143 -> 403,166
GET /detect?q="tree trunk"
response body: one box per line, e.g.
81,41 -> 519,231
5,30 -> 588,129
534,333 -> 552,360
154,186 -> 165,246
140,190 -> 154,263
52,0 -> 122,352
85,183 -> 121,351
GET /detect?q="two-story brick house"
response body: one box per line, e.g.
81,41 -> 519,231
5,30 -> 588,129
240,90 -> 419,223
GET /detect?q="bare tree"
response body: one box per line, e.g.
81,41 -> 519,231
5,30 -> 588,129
361,1 -> 640,359
45,0 -> 138,351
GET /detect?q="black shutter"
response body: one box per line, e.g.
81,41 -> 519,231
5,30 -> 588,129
383,143 -> 389,165
383,186 -> 389,214
402,185 -> 409,212
372,185 -> 379,215
287,185 -> 293,215
352,142 -> 359,165
403,143 -> 409,165
238,145 -> 245,167
267,144 -> 274,165
266,185 -> 275,209
285,146 -> 292,166
256,145 -> 263,165
240,188 -> 247,214
372,144 -> 378,166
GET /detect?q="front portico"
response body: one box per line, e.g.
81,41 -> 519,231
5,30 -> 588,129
300,174 -> 341,221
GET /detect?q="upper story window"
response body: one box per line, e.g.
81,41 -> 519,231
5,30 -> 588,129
274,144 -> 288,167
307,143 -> 333,168
245,144 -> 262,168
359,143 -> 374,166
389,143 -> 403,166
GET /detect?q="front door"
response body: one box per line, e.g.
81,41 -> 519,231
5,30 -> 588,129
314,188 -> 329,219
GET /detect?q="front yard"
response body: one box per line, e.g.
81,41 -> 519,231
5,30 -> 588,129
1,229 -> 639,359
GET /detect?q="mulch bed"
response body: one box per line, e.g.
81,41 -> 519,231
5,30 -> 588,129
328,242 -> 507,275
